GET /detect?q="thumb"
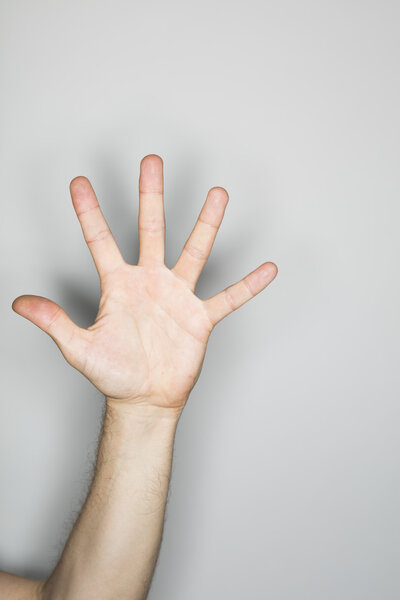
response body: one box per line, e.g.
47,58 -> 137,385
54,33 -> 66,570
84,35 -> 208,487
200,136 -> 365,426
12,295 -> 88,368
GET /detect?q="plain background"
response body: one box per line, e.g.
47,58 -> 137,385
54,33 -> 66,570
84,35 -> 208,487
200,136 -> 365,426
1,1 -> 399,598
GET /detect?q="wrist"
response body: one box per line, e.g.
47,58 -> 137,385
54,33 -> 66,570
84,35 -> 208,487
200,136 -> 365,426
105,396 -> 184,424
96,398 -> 181,469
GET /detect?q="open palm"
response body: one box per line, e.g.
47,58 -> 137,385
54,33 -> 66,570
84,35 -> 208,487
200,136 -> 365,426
12,155 -> 277,410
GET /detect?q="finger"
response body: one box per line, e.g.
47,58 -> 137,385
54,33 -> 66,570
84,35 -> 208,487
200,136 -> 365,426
203,262 -> 278,326
137,155 -> 165,266
12,295 -> 89,370
70,176 -> 124,278
172,187 -> 229,290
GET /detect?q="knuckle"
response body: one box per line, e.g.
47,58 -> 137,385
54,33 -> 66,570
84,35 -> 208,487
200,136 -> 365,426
242,277 -> 254,296
46,306 -> 63,331
86,229 -> 110,244
139,218 -> 165,233
183,242 -> 207,261
223,288 -> 236,311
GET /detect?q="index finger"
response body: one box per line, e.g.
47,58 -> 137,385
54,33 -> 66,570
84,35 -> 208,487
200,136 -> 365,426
70,176 -> 124,278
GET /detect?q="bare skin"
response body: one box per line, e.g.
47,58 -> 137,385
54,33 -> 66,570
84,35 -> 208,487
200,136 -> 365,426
2,154 -> 278,599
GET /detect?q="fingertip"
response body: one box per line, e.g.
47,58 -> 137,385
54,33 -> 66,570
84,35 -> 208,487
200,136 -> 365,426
12,295 -> 24,313
246,262 -> 278,294
69,175 -> 91,193
11,295 -> 84,356
12,294 -> 38,314
208,186 -> 229,204
262,261 -> 278,279
140,154 -> 164,169
11,295 -> 57,326
139,155 -> 164,193
69,176 -> 99,215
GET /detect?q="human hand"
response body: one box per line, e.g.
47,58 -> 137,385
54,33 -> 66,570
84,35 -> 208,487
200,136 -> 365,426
12,155 -> 277,412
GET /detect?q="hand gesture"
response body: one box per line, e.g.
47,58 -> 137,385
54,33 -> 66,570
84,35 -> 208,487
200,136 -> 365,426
12,155 -> 277,411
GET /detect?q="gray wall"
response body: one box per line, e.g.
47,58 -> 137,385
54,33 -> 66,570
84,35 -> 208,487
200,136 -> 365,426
1,1 -> 399,598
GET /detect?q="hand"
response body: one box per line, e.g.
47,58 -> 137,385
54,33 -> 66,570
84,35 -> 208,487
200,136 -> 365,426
12,155 -> 277,411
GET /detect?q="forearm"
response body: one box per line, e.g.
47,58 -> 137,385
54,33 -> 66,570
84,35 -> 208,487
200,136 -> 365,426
42,399 -> 182,600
